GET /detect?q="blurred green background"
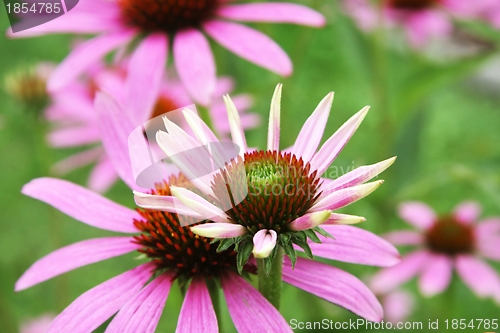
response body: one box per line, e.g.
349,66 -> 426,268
1,0 -> 500,332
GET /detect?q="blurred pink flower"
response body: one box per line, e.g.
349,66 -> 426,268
371,201 -> 500,302
10,0 -> 325,105
20,314 -> 55,333
380,289 -> 415,324
343,0 -> 499,47
46,61 -> 257,193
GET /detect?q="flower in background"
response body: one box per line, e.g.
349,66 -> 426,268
16,93 -> 398,332
46,60 -> 257,193
10,0 -> 325,105
343,0 -> 499,47
3,63 -> 53,109
379,289 -> 415,324
20,314 -> 55,333
371,201 -> 500,302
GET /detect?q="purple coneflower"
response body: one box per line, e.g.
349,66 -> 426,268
10,0 -> 325,105
16,92 -> 399,332
371,201 -> 500,302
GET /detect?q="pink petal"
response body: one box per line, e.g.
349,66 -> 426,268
478,236 -> 500,261
475,218 -> 500,241
87,156 -> 119,193
176,277 -> 217,333
283,257 -> 383,322
48,125 -> 100,147
267,84 -> 282,151
311,181 -> 383,212
342,0 -> 378,31
105,272 -> 174,333
252,229 -> 277,258
46,263 -> 153,333
370,250 -> 429,294
47,31 -> 134,91
319,157 -> 396,197
170,186 -> 230,223
222,272 -> 292,333
453,201 -> 481,224
383,230 -> 424,246
291,92 -> 334,162
398,201 -> 436,230
204,20 -> 292,76
455,255 -> 500,298
22,177 -> 140,233
125,33 -> 167,125
382,290 -> 414,324
218,3 -> 325,26
16,237 -> 138,291
174,29 -> 215,106
190,223 -> 247,238
298,225 -> 400,267
289,211 -> 332,231
418,253 -> 453,296
95,92 -> 144,191
133,192 -> 204,219
310,106 -> 369,175
20,314 -> 55,333
51,147 -> 103,175
405,10 -> 451,48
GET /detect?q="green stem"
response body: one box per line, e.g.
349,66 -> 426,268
257,247 -> 284,310
206,278 -> 223,332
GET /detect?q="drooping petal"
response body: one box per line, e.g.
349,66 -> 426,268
478,236 -> 500,261
190,223 -> 247,238
22,178 -> 140,233
174,29 -> 216,106
171,186 -> 229,223
382,290 -> 414,324
87,156 -> 119,193
217,3 -> 325,26
224,95 -> 248,156
16,237 -> 138,291
398,201 -> 436,230
319,157 -> 396,197
252,229 -> 278,258
475,218 -> 500,241
125,33 -> 168,125
291,92 -> 334,162
418,253 -> 453,296
310,106 -> 369,175
51,147 -> 103,175
133,191 -> 203,218
311,180 -> 383,212
47,31 -> 134,91
297,225 -> 400,267
383,231 -> 424,246
455,255 -> 500,298
222,272 -> 292,333
105,272 -> 174,333
283,257 -> 383,322
267,84 -> 282,151
95,92 -> 144,191
289,211 -> 332,231
204,20 -> 292,76
48,125 -> 100,147
453,201 -> 481,224
370,250 -> 429,294
46,263 -> 154,333
176,277 -> 217,333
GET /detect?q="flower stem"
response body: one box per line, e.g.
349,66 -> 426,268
257,246 -> 284,309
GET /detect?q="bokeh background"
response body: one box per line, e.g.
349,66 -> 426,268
1,0 -> 500,332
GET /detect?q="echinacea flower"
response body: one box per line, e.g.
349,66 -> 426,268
371,201 -> 500,302
135,84 -> 399,274
46,59 -> 257,193
343,0 -> 498,47
379,289 -> 415,324
4,63 -> 53,108
10,0 -> 325,105
16,92 -> 399,332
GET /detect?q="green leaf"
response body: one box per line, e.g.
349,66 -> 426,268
303,229 -> 321,243
236,239 -> 253,274
314,226 -> 334,239
293,239 -> 313,259
282,241 -> 297,269
217,238 -> 235,252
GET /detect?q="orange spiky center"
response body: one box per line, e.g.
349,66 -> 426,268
133,174 -> 240,280
211,150 -> 322,235
119,0 -> 221,33
386,0 -> 439,10
425,216 -> 475,255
